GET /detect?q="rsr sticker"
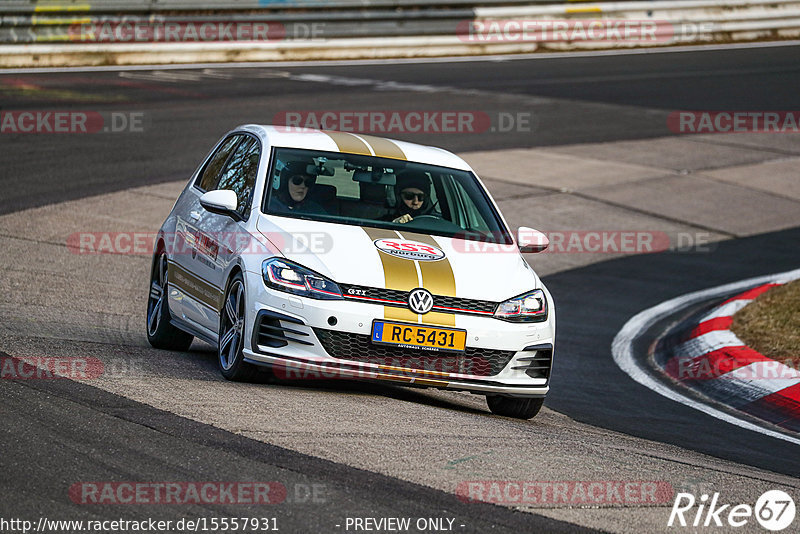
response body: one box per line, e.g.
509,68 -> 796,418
374,239 -> 445,262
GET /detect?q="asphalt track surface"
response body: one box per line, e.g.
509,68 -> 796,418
2,44 -> 800,215
1,361 -> 590,533
547,226 -> 800,475
2,44 -> 800,531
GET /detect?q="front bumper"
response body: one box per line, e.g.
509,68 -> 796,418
242,270 -> 555,398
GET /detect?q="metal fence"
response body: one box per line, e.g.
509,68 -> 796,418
1,1 -> 532,43
2,0 -> 799,59
1,0 -> 551,13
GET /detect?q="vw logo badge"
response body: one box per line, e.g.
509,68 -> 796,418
408,288 -> 434,314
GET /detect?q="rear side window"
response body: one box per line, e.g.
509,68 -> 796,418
216,136 -> 261,218
196,135 -> 242,192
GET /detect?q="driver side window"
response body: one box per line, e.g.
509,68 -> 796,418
216,136 -> 260,219
196,135 -> 243,192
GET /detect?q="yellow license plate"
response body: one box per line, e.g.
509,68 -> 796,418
371,320 -> 467,353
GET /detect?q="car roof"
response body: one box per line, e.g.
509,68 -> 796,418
236,124 -> 473,172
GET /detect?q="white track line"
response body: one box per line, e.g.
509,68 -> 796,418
1,40 -> 799,75
701,299 -> 751,321
611,267 -> 800,446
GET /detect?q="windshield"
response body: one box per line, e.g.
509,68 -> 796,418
262,147 -> 513,244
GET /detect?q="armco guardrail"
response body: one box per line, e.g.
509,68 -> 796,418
471,0 -> 800,48
2,1 -> 546,44
0,0 -> 544,13
1,0 -> 799,66
8,6 -> 477,43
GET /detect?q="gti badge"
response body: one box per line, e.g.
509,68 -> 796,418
408,288 -> 434,314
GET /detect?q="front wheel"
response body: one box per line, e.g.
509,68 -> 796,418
486,395 -> 544,419
218,272 -> 258,382
146,252 -> 193,351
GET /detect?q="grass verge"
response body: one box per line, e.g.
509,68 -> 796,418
731,280 -> 800,367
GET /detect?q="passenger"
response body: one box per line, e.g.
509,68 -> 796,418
386,171 -> 438,224
270,161 -> 327,215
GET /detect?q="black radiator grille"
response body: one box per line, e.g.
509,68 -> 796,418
340,284 -> 497,316
313,328 -> 515,377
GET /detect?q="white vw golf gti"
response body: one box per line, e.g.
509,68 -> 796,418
147,125 -> 555,419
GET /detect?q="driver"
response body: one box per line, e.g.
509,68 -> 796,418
271,160 -> 327,215
386,171 -> 437,224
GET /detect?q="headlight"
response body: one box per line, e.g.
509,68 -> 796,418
262,258 -> 343,300
494,289 -> 547,322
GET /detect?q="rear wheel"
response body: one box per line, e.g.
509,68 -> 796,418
486,395 -> 544,419
218,272 -> 258,382
146,252 -> 193,351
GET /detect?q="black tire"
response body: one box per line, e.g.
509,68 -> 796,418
218,271 -> 258,382
146,252 -> 194,351
486,395 -> 544,419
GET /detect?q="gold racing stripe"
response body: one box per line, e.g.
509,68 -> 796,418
375,373 -> 413,384
323,131 -> 371,155
363,227 -> 418,322
167,260 -> 224,311
358,134 -> 407,161
397,232 -> 457,326
413,378 -> 449,387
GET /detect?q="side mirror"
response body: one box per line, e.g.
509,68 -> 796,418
199,190 -> 239,218
517,227 -> 549,253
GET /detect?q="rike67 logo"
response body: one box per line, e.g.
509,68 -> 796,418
668,490 -> 796,531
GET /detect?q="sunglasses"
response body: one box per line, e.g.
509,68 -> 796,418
401,191 -> 426,201
290,175 -> 316,187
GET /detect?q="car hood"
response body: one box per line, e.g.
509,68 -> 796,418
256,214 -> 539,302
